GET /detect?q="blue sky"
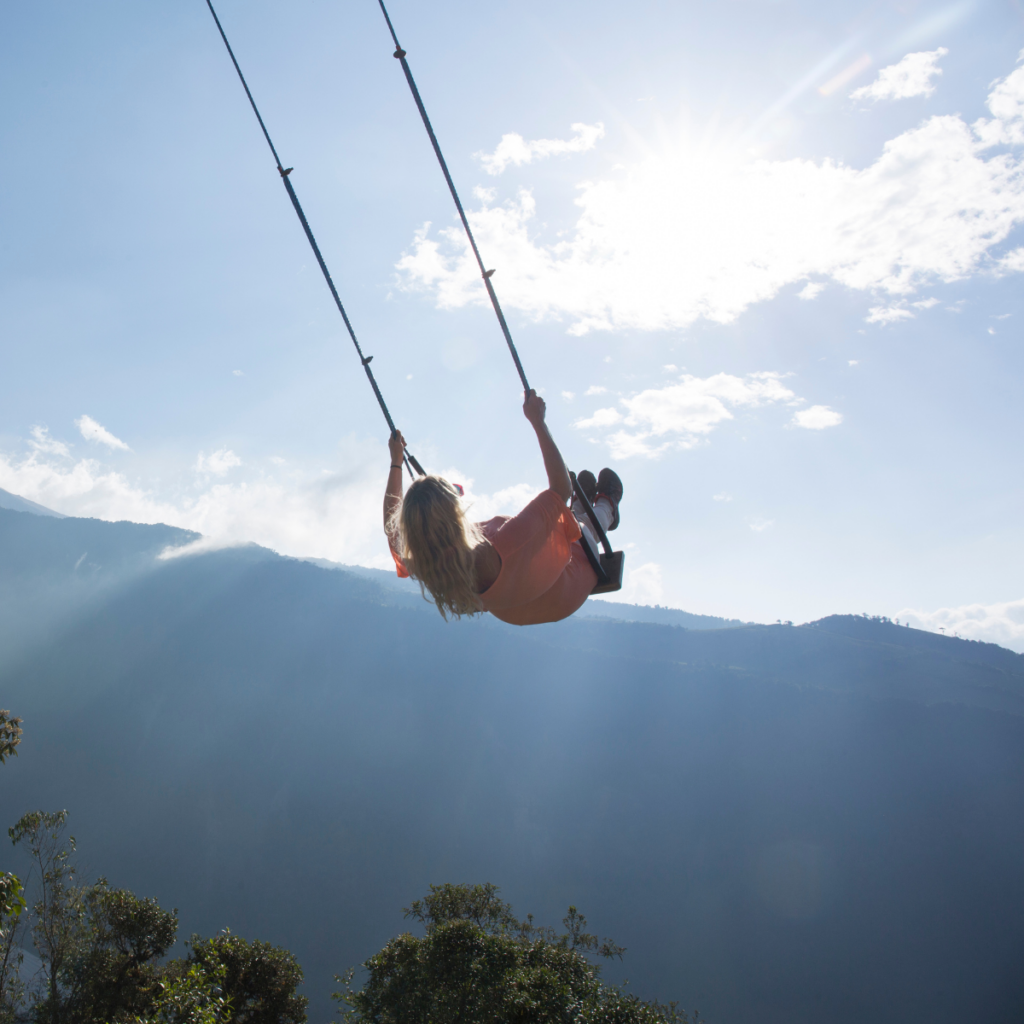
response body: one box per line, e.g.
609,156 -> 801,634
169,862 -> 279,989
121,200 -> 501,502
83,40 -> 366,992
2,0 -> 1023,647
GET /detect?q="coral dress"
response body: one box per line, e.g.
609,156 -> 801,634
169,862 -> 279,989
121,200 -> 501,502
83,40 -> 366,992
390,489 -> 597,626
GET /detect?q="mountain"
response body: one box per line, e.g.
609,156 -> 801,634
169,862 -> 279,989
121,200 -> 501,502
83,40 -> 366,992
1,507 -> 1022,1024
0,487 -> 65,518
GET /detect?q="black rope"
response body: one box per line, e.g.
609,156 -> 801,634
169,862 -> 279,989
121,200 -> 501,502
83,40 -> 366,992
205,0 -> 425,480
376,0 -> 531,394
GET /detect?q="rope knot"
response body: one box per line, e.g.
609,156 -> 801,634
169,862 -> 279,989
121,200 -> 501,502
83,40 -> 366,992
393,47 -> 407,59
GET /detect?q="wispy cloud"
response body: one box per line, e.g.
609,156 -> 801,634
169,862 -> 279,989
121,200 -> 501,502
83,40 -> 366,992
29,426 -> 70,458
195,449 -> 242,476
798,282 -> 826,300
896,597 -> 1024,653
866,305 -> 915,324
574,371 -> 805,458
850,48 -> 948,102
476,123 -> 605,175
75,415 -> 130,451
398,53 -> 1024,336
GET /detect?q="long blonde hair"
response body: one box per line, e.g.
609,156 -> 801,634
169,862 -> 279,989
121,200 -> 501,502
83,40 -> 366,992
389,475 -> 484,620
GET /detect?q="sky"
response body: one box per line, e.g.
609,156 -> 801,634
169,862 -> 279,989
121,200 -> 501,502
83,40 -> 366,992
2,0 -> 1023,649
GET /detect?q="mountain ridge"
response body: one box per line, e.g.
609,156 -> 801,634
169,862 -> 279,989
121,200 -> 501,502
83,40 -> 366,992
1,506 -> 1022,1023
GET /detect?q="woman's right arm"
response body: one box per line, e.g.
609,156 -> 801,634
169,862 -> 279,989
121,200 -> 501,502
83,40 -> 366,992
523,391 -> 572,503
384,430 -> 406,531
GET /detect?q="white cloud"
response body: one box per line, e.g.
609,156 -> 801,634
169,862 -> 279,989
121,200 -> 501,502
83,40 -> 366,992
895,597 -> 1024,653
561,391 -> 575,400
848,359 -> 859,365
233,369 -> 244,377
574,407 -> 623,430
912,297 -> 940,309
713,493 -> 733,502
798,282 -> 826,300
577,372 -> 797,457
850,48 -> 948,102
195,449 -> 242,476
477,122 -> 605,175
792,405 -> 843,429
584,385 -> 608,396
749,518 -> 775,532
398,54 -> 1024,335
75,415 -> 130,451
29,426 -> 70,458
996,247 -> 1024,273
866,305 -> 914,324
0,441 -> 383,566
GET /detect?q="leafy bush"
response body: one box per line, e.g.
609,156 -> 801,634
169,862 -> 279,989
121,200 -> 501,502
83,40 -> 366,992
334,884 -> 701,1024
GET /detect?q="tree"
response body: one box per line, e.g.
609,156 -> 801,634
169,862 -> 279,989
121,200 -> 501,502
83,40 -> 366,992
65,884 -> 178,1023
1,716 -> 27,1022
0,872 -> 27,1024
136,963 -> 231,1024
334,883 -> 702,1024
8,811 -> 91,1024
0,712 -> 22,765
184,932 -> 307,1024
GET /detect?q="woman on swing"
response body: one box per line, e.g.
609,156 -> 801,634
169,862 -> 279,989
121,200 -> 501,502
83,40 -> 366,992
384,390 -> 623,625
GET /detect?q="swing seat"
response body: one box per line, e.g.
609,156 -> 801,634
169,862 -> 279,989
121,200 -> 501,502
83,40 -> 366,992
570,472 -> 624,596
591,549 -> 625,595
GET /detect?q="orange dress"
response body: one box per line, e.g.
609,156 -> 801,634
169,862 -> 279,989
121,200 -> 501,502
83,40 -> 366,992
389,489 -> 597,625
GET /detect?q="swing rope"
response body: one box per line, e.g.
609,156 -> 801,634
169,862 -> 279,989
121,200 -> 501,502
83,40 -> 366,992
375,3 -> 618,573
204,0 -> 425,479
376,0 -> 531,394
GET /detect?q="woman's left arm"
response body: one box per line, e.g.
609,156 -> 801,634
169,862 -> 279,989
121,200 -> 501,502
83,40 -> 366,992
384,430 -> 407,531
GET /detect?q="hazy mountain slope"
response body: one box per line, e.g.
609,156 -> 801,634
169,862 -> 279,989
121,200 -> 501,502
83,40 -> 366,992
540,615 -> 1024,716
1,510 -> 1022,1024
0,487 -> 65,517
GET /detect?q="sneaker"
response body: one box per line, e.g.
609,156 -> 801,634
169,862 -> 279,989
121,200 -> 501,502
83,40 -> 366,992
596,468 -> 623,531
576,470 -> 598,504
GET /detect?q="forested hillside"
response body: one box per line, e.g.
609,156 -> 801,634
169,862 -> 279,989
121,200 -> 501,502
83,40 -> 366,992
1,507 -> 1022,1023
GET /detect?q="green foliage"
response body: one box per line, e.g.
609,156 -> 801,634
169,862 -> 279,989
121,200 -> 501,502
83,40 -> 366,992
4,804 -> 304,1024
0,876 -> 25,924
0,712 -> 25,1023
0,873 -> 27,1024
0,711 -> 22,765
137,963 -> 231,1024
185,931 -> 307,1024
9,810 -> 90,1024
335,884 -> 701,1024
63,883 -> 179,1023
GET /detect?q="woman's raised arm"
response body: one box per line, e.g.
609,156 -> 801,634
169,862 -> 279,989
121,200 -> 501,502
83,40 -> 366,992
523,390 -> 572,503
384,430 -> 406,531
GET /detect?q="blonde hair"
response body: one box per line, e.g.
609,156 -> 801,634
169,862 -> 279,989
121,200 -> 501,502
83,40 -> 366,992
389,475 -> 484,620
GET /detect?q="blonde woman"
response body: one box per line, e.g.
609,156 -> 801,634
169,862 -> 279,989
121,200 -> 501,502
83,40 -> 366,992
384,390 -> 622,625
